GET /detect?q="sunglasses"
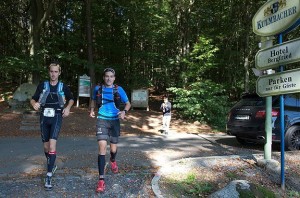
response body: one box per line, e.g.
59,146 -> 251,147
103,68 -> 115,74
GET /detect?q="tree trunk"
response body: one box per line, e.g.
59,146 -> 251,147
29,0 -> 55,84
85,0 -> 95,105
244,57 -> 249,93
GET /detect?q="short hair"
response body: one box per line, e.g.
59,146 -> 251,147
103,68 -> 115,76
49,61 -> 61,72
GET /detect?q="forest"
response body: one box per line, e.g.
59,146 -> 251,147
1,0 -> 300,130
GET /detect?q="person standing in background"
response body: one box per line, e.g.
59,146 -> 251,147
160,96 -> 171,135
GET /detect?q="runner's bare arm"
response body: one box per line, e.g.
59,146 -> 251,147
90,100 -> 96,118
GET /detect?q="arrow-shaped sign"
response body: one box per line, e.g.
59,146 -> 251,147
255,38 -> 300,70
256,68 -> 300,97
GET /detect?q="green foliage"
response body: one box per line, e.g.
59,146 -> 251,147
0,55 -> 48,82
3,0 -> 297,105
238,184 -> 276,198
169,34 -> 229,130
129,75 -> 153,90
168,80 -> 229,130
225,171 -> 238,180
287,190 -> 300,198
164,171 -> 213,197
182,36 -> 219,82
179,172 -> 213,196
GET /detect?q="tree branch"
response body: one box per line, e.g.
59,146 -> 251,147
38,0 -> 56,29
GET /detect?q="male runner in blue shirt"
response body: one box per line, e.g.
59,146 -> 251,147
89,68 -> 131,193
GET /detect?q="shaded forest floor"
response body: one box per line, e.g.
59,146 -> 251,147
0,88 -> 213,137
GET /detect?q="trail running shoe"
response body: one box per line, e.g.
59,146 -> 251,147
110,161 -> 118,173
52,165 -> 57,176
44,176 -> 52,191
96,180 -> 105,193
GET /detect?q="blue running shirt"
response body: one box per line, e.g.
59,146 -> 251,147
92,85 -> 129,120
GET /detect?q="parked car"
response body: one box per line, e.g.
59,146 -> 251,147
226,93 -> 300,150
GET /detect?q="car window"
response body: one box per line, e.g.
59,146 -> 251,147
285,94 -> 300,107
236,93 -> 300,107
237,97 -> 265,106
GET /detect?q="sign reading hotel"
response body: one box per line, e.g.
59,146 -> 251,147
252,0 -> 300,36
255,37 -> 300,70
256,68 -> 300,97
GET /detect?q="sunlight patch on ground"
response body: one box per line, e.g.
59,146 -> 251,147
145,150 -> 193,167
161,164 -> 192,175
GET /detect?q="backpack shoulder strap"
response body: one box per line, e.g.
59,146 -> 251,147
113,84 -> 120,108
96,84 -> 103,107
44,81 -> 50,91
58,81 -> 63,92
113,84 -> 118,94
98,84 -> 103,93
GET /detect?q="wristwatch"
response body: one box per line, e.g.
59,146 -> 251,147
123,110 -> 128,113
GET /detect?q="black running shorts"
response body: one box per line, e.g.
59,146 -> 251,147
96,119 -> 120,143
40,113 -> 62,142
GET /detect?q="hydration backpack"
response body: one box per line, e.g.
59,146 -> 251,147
96,84 -> 121,109
38,81 -> 65,108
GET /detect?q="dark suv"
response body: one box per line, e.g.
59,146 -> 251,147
226,93 -> 300,150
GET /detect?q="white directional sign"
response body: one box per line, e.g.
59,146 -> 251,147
255,38 -> 300,70
256,68 -> 300,97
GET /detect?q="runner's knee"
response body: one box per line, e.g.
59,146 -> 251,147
98,140 -> 107,154
110,136 -> 119,144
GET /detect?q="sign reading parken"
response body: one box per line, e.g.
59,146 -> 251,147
255,38 -> 300,70
256,68 -> 300,97
252,0 -> 300,36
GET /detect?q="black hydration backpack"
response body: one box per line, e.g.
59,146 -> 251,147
38,81 -> 65,108
96,84 -> 121,109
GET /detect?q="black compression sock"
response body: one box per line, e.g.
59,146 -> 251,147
48,151 -> 57,173
110,151 -> 117,162
98,155 -> 106,176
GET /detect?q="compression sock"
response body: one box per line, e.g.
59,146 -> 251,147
48,151 -> 57,173
98,155 -> 106,176
110,151 -> 117,162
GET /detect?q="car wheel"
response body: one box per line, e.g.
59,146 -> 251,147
285,125 -> 300,151
236,137 -> 256,145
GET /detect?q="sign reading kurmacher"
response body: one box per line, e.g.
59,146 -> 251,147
253,0 -> 300,36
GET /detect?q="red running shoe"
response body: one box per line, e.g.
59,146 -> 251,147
110,161 -> 119,173
96,180 -> 105,193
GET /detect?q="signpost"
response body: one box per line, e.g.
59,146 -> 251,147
256,68 -> 300,97
255,38 -> 300,70
131,89 -> 149,111
78,74 -> 91,97
77,74 -> 90,107
253,0 -> 300,191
